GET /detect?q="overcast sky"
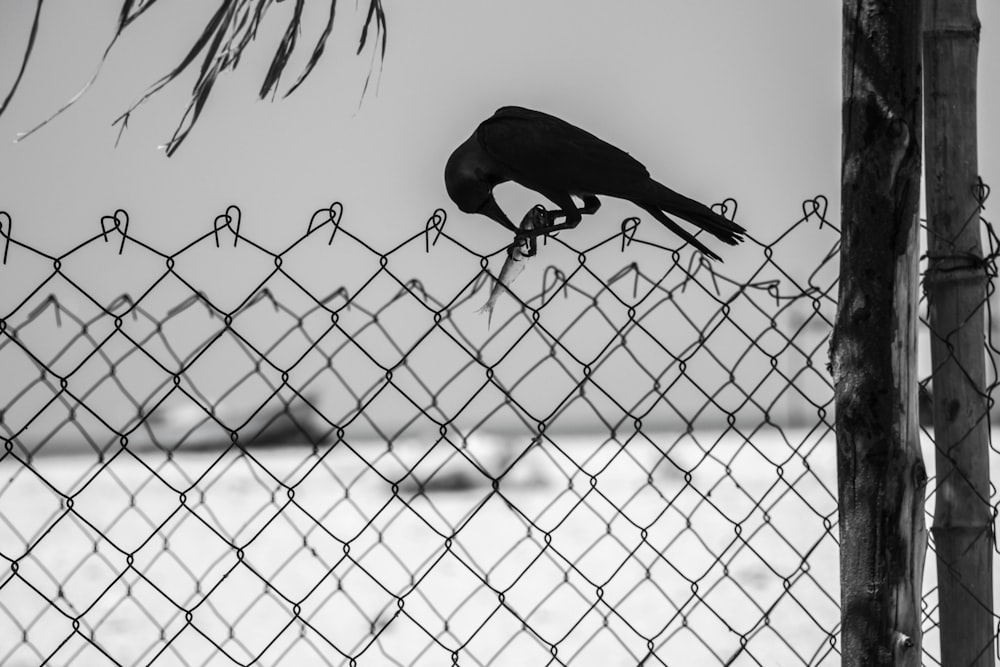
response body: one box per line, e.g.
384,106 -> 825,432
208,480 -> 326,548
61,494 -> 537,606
2,1 -> 993,261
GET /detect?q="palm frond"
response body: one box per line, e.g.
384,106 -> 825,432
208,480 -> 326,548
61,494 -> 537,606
13,0 -> 139,144
111,0 -> 234,153
2,0 -> 389,155
357,0 -> 387,58
259,0 -> 304,100
283,0 -> 337,98
0,0 -> 45,117
117,0 -> 161,30
357,0 -> 387,99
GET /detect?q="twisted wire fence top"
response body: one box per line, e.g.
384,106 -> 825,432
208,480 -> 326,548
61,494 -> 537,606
0,193 -> 995,666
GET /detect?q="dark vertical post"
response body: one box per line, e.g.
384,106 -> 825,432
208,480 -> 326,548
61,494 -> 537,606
923,1 -> 993,664
832,2 -> 927,664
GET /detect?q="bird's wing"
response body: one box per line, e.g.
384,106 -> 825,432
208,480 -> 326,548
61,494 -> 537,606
477,106 -> 650,195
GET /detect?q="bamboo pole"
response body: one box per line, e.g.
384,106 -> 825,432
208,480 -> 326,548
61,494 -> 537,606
832,2 -> 927,664
923,1 -> 993,664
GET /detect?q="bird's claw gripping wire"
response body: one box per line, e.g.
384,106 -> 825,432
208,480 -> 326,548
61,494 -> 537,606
511,206 -> 560,257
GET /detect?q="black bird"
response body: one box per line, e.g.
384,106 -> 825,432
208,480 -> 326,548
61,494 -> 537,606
445,106 -> 745,260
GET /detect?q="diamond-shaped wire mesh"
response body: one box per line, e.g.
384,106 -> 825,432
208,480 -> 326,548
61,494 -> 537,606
0,196 -> 996,666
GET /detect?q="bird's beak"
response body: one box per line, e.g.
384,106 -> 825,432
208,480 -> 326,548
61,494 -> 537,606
477,196 -> 519,233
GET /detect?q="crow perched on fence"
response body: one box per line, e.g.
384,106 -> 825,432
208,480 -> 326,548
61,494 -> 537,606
444,106 -> 745,260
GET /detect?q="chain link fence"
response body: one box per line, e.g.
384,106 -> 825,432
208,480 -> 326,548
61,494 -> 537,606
0,196 -> 995,665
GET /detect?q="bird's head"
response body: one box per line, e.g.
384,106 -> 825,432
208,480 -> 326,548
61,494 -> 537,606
444,156 -> 489,215
444,134 -> 518,232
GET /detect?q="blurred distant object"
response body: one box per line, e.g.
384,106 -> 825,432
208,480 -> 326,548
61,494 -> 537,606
146,392 -> 324,451
395,434 -> 546,495
1,0 -> 387,155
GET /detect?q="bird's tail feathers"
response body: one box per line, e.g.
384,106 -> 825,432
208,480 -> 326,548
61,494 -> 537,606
644,182 -> 746,247
638,206 -> 721,261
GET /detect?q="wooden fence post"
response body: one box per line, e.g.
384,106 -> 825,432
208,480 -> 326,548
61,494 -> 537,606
832,2 -> 927,664
923,1 -> 994,664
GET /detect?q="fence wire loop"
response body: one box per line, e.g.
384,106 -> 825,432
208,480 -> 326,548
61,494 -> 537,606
394,278 -> 427,304
107,293 -> 138,321
246,288 -> 280,312
321,286 -> 351,310
212,204 -> 242,248
680,252 -> 721,295
424,207 -> 447,252
607,262 -> 640,298
26,293 -> 61,326
620,216 -> 640,251
166,289 -> 215,319
307,202 -> 344,245
715,197 -> 738,222
803,195 -> 830,228
541,265 -> 569,302
99,208 -> 129,254
975,175 -> 990,209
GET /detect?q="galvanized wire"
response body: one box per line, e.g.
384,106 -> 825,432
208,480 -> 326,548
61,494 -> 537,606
0,193 -> 995,666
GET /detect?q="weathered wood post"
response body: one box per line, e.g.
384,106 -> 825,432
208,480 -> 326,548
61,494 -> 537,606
831,2 -> 927,664
923,1 -> 994,664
